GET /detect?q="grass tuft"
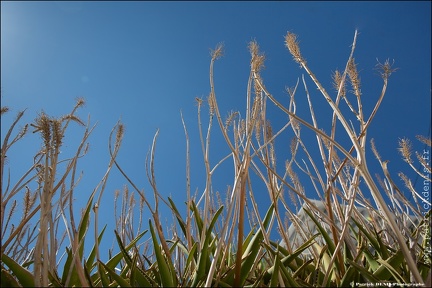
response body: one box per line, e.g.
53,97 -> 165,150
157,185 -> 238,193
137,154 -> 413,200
1,30 -> 430,287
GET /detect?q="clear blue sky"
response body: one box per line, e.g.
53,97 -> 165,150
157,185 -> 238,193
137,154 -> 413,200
1,1 -> 431,260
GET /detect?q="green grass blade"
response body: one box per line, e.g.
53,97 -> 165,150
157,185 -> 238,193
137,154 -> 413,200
190,201 -> 203,237
97,261 -> 110,287
238,204 -> 274,285
373,250 -> 405,281
303,208 -> 336,255
48,269 -> 64,287
98,260 -> 131,287
149,219 -> 175,287
77,192 -> 96,261
1,268 -> 20,287
130,252 -> 152,287
277,250 -> 301,287
168,197 -> 188,236
352,217 -> 391,260
270,249 -> 280,287
114,230 -> 151,287
105,230 -> 147,271
266,233 -> 318,277
61,246 -> 76,284
1,254 -> 34,287
82,261 -> 94,288
191,205 -> 223,287
346,258 -> 380,283
85,224 -> 107,273
340,265 -> 359,287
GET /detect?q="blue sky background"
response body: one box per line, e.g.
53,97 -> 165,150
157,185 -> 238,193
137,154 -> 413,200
1,1 -> 431,263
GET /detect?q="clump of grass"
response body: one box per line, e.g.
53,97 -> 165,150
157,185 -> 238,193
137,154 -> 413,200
1,30 -> 430,287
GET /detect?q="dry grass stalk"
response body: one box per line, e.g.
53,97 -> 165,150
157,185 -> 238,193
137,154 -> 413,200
2,30 -> 429,287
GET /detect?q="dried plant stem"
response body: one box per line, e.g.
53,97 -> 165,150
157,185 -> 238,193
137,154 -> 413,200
287,30 -> 423,284
180,111 -> 193,251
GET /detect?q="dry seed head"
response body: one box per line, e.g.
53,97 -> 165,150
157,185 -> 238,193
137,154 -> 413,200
1,106 -> 9,115
123,185 -> 129,203
15,124 -> 29,141
207,94 -> 215,116
139,195 -> 144,209
332,70 -> 346,97
416,135 -> 431,147
116,123 -> 124,147
319,129 -> 331,149
251,95 -> 261,121
249,40 -> 259,57
23,186 -> 36,218
52,119 -> 63,149
239,119 -> 246,136
61,114 -> 85,126
269,144 -> 276,167
286,161 -> 303,194
347,58 -> 361,95
285,32 -> 305,65
285,86 -> 295,97
195,97 -> 203,107
375,58 -> 398,80
398,138 -> 413,164
290,137 -> 298,155
289,190 -> 298,210
35,164 -> 44,184
417,151 -> 431,174
265,120 -> 273,142
210,43 -> 224,60
398,172 -> 412,190
129,193 -> 135,207
34,112 -> 52,147
249,40 -> 265,73
291,118 -> 300,132
225,110 -> 238,128
9,199 -> 18,219
254,112 -> 263,143
75,97 -> 85,108
114,189 -> 120,199
254,81 -> 263,96
370,138 -> 382,162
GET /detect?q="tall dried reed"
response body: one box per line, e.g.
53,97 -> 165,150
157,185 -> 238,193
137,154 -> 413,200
1,30 -> 430,287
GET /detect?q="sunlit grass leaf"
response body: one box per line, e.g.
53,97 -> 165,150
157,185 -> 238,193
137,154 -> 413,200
270,246 -> 281,287
239,204 -> 274,285
48,269 -> 63,287
1,254 -> 34,287
85,224 -> 107,273
340,265 -> 360,287
105,230 -> 147,271
61,247 -> 76,285
114,230 -> 150,287
266,233 -> 318,279
149,219 -> 176,287
373,250 -> 405,281
303,208 -> 336,255
346,258 -> 381,283
190,201 -> 204,237
191,205 -> 223,287
82,262 -> 93,287
97,261 -> 110,287
351,217 -> 389,260
168,197 -> 188,236
1,268 -> 20,287
77,191 -> 97,261
98,260 -> 131,287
